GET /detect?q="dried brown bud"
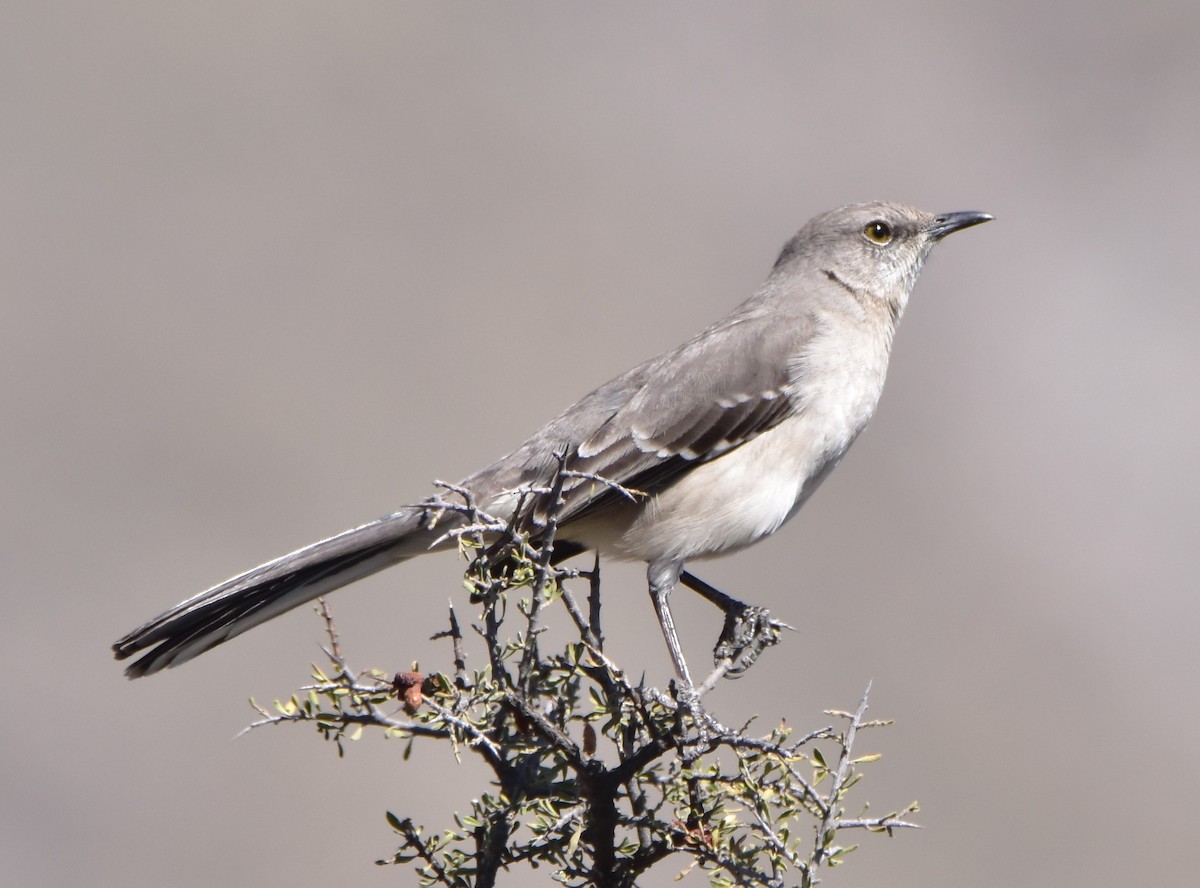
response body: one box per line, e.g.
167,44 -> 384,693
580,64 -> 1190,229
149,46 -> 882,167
669,818 -> 713,848
512,709 -> 531,735
392,670 -> 425,714
582,723 -> 597,757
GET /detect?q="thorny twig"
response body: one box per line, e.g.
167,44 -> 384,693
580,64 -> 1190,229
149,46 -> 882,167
245,463 -> 917,886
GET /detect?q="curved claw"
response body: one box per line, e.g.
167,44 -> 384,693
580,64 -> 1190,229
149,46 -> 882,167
713,604 -> 793,678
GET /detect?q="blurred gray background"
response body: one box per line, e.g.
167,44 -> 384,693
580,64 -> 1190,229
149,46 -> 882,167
3,3 -> 1197,886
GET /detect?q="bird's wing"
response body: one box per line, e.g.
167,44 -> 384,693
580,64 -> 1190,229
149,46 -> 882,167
471,305 -> 816,530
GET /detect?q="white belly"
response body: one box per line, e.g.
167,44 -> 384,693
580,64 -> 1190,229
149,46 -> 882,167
610,411 -> 844,562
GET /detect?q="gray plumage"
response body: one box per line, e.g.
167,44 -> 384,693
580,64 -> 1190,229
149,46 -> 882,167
114,202 -> 991,680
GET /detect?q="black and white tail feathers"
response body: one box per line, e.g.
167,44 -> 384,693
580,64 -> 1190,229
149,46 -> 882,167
113,508 -> 438,678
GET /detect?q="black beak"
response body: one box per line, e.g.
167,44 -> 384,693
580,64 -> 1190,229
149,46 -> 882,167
929,211 -> 994,240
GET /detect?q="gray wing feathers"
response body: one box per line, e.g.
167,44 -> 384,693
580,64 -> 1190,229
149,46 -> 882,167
466,304 -> 813,528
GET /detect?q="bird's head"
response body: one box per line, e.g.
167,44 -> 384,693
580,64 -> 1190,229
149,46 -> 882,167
773,201 -> 992,319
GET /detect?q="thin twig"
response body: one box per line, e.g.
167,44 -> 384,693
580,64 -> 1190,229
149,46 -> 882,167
812,681 -> 873,869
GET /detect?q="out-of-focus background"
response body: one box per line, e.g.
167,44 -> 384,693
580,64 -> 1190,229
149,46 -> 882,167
4,3 -> 1197,886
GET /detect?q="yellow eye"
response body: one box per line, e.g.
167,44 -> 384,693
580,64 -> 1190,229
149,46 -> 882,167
863,220 -> 893,244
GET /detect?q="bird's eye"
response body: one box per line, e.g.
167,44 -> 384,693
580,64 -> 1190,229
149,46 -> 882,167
863,220 -> 893,244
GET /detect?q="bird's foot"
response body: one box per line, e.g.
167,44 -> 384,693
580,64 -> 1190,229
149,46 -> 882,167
667,680 -> 713,742
677,570 -> 794,680
713,604 -> 792,678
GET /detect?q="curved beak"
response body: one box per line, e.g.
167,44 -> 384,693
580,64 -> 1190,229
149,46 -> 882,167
929,211 -> 994,240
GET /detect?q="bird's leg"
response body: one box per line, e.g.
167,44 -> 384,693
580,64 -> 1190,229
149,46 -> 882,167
647,560 -> 693,688
679,570 -> 790,678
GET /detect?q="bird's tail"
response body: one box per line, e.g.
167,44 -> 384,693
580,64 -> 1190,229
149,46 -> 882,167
113,507 -> 442,678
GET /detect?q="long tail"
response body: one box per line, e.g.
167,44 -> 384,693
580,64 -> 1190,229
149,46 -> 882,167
113,508 -> 440,678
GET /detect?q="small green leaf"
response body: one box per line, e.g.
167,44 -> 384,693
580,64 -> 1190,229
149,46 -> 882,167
567,822 -> 584,856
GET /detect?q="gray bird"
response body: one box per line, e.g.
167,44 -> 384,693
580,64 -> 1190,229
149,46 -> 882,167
114,202 -> 991,683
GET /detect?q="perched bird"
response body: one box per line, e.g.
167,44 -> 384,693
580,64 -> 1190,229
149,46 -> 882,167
114,202 -> 991,684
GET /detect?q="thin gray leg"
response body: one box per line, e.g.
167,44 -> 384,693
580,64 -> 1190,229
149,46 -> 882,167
647,559 -> 692,687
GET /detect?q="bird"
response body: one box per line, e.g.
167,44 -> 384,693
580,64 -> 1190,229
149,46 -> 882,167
114,202 -> 991,684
